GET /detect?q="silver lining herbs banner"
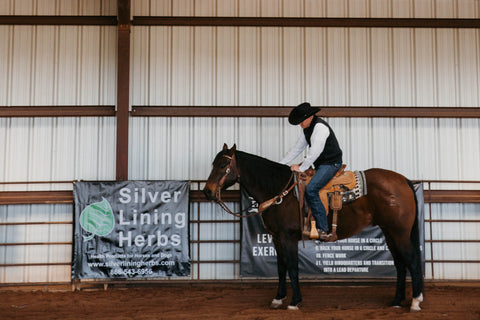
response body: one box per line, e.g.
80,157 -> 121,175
73,181 -> 190,279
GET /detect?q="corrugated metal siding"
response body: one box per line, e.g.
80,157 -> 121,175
1,0 -> 479,283
0,25 -> 116,108
0,25 -> 117,183
130,26 -> 480,180
132,0 -> 480,18
0,0 -> 116,15
0,118 -> 116,184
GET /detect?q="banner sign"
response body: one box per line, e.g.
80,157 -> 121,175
73,181 -> 190,279
240,183 -> 424,278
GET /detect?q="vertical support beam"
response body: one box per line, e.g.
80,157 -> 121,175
116,0 -> 131,180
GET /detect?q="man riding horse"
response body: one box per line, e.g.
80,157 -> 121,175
280,102 -> 343,241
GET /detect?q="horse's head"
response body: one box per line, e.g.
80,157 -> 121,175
203,144 -> 240,201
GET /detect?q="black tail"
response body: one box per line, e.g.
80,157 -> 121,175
406,179 -> 425,296
406,180 -> 421,254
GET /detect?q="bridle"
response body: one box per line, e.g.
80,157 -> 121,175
214,153 -> 298,218
214,154 -> 258,218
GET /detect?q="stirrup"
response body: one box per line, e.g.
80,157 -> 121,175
310,229 -> 332,241
309,221 -> 319,239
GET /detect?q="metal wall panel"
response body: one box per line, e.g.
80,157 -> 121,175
130,25 -> 480,179
0,25 -> 117,107
0,117 -> 116,184
133,0 -> 480,18
0,25 -> 117,184
0,0 -> 116,15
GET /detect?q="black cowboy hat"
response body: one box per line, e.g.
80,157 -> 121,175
288,102 -> 321,125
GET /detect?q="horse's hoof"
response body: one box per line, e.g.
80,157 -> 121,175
410,293 -> 423,312
410,306 -> 421,312
390,296 -> 405,308
270,298 -> 285,309
390,300 -> 403,308
287,304 -> 300,311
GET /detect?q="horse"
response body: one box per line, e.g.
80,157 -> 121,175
203,144 -> 424,312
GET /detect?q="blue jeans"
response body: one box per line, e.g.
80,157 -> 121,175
305,163 -> 342,232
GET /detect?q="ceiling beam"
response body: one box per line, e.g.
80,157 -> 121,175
131,106 -> 480,119
2,16 -> 479,29
0,16 -> 116,25
0,191 -> 73,205
133,17 -> 480,28
0,106 -> 115,117
2,106 -> 477,119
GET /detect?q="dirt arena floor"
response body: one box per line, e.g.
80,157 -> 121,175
0,282 -> 479,320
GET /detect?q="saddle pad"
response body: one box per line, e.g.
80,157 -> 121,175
324,170 -> 367,209
353,170 -> 368,199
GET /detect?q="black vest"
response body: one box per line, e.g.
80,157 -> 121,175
303,116 -> 343,167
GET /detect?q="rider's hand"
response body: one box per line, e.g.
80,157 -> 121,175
290,164 -> 302,172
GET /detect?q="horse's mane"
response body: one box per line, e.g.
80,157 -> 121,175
235,150 -> 292,196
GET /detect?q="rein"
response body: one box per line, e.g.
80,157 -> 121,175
215,153 -> 298,217
257,173 -> 298,214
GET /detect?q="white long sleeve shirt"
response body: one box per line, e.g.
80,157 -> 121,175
279,122 -> 330,172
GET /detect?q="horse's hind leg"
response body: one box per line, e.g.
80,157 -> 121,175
383,231 -> 407,307
405,247 -> 424,312
384,231 -> 424,311
406,220 -> 424,312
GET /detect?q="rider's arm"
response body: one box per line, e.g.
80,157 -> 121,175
299,123 -> 330,172
279,134 -> 308,165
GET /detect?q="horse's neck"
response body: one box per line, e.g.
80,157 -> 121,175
236,151 -> 291,203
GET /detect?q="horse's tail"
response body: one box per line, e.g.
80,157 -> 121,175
406,179 -> 424,293
406,180 -> 420,250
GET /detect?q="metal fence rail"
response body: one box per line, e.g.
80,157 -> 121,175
0,180 -> 479,286
421,181 -> 480,280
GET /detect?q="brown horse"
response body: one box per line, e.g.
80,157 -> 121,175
203,144 -> 424,312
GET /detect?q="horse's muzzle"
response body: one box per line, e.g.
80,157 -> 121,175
203,186 -> 217,201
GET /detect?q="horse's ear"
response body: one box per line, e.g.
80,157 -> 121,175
230,144 -> 237,153
222,143 -> 228,150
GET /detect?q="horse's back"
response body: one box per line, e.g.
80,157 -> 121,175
364,168 -> 410,187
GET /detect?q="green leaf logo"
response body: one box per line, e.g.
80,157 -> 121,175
80,197 -> 115,241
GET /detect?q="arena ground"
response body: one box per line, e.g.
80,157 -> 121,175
0,282 -> 479,319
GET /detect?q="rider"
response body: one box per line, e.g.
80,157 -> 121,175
280,102 -> 343,240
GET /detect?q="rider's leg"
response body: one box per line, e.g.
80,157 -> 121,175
305,163 -> 342,232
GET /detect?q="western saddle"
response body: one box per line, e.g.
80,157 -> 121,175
298,164 -> 356,242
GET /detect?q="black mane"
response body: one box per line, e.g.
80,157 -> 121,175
235,150 -> 293,198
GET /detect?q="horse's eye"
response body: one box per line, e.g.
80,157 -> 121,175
220,163 -> 227,169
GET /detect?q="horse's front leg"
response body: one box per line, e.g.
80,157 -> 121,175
271,235 -> 302,310
270,237 -> 288,309
285,236 -> 302,310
